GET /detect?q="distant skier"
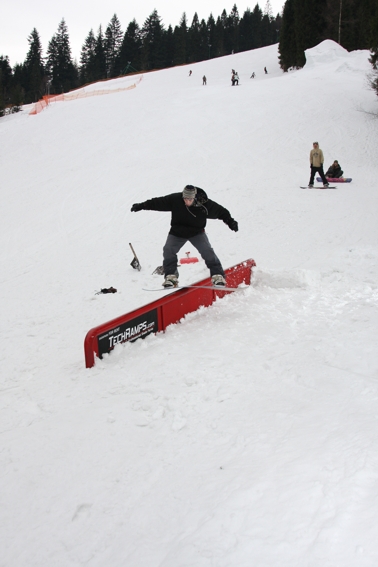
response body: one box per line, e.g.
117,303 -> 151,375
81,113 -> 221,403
189,70 -> 192,76
309,142 -> 329,187
264,67 -> 268,74
231,71 -> 239,86
250,72 -> 255,78
130,185 -> 239,288
203,75 -> 207,85
326,160 -> 344,178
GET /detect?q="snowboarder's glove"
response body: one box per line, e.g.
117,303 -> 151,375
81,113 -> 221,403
131,203 -> 144,212
228,219 -> 239,232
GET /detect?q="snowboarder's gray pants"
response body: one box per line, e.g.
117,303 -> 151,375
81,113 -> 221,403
163,232 -> 225,277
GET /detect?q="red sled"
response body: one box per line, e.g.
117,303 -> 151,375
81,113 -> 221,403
180,251 -> 199,264
317,177 -> 352,183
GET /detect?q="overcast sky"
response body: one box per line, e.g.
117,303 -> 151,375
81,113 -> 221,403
1,0 -> 284,66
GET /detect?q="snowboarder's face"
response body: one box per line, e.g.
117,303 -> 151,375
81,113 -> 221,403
183,197 -> 194,206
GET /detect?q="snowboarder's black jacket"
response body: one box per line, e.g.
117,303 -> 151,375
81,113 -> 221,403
136,188 -> 236,239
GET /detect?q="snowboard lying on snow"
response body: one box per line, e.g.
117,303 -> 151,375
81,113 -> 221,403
316,177 -> 352,183
300,186 -> 336,189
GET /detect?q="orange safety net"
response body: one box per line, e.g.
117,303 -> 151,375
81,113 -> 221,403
29,76 -> 143,115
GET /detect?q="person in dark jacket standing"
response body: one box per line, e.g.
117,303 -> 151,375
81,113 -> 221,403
131,185 -> 239,288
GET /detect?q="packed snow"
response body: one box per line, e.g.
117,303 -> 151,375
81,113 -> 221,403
1,39 -> 378,566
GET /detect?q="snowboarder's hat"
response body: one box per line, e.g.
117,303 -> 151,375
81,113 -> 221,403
182,185 -> 197,199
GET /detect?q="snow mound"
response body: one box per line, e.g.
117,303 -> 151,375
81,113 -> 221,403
304,39 -> 349,67
304,39 -> 371,74
251,268 -> 321,290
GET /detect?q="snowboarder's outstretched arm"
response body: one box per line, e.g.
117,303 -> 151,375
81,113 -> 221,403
206,199 -> 239,231
131,194 -> 176,213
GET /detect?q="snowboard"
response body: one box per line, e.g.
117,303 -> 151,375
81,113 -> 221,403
143,285 -> 247,292
317,177 -> 352,183
300,186 -> 336,189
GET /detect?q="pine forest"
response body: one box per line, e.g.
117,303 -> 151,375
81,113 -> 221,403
1,0 -> 378,116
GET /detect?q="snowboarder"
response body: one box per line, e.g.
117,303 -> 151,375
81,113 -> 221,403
309,142 -> 329,187
131,185 -> 239,288
326,160 -> 344,178
203,75 -> 207,85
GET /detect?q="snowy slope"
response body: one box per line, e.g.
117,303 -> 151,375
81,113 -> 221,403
1,41 -> 378,566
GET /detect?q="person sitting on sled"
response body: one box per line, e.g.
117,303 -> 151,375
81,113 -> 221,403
326,160 -> 344,178
131,185 -> 238,288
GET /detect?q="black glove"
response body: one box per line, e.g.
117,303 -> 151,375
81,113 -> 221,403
228,219 -> 238,232
95,287 -> 117,295
131,203 -> 144,212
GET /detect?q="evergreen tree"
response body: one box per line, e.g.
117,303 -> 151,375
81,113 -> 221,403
104,14 -> 123,77
117,19 -> 142,74
9,67 -> 24,112
198,18 -> 210,61
165,25 -> 175,68
260,13 -> 274,46
348,0 -> 378,51
249,5 -> 263,50
188,13 -> 203,62
140,10 -> 166,70
278,0 -> 377,72
260,0 -> 277,46
93,26 -> 107,81
45,35 -> 59,90
79,29 -> 97,85
0,56 -> 13,115
239,8 -> 252,51
275,12 -> 282,43
225,4 -> 240,53
24,28 -> 45,102
173,13 -> 188,66
239,4 -> 263,51
46,19 -> 78,93
214,14 -> 226,57
286,0 -> 323,69
278,0 -> 298,70
207,14 -> 216,59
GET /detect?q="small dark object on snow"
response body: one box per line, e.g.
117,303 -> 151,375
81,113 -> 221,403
152,265 -> 164,275
96,287 -> 117,294
130,257 -> 141,270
